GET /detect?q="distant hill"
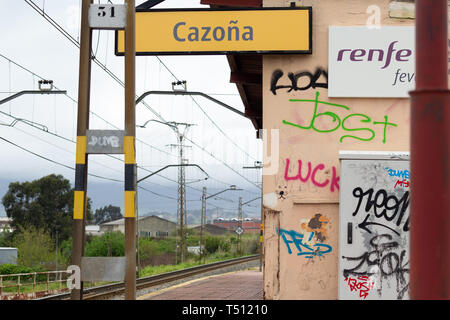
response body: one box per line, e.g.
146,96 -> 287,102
0,178 -> 260,221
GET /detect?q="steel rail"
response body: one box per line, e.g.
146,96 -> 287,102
35,255 -> 259,300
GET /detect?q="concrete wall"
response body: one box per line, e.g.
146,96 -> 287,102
138,216 -> 176,237
100,216 -> 176,237
261,0 -> 417,300
0,248 -> 18,265
100,224 -> 124,234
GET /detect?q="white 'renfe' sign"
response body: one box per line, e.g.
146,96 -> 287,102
328,26 -> 415,98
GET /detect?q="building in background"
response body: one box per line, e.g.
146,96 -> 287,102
100,215 -> 176,238
85,225 -> 104,237
190,223 -> 229,236
213,218 -> 261,235
0,217 -> 12,233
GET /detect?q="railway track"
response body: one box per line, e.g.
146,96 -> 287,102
36,255 -> 259,300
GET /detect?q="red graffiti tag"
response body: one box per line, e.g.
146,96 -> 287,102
284,158 -> 340,192
394,179 -> 410,188
344,276 -> 375,299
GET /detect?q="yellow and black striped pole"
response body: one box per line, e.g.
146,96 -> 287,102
124,0 -> 136,300
71,0 -> 92,301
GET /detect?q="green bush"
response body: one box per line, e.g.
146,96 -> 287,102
0,231 -> 13,247
0,264 -> 47,281
59,237 -> 73,264
138,238 -> 159,261
205,236 -> 221,254
12,227 -> 58,269
219,239 -> 231,252
85,231 -> 124,257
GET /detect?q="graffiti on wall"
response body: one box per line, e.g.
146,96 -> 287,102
342,233 -> 409,300
284,158 -> 340,192
270,68 -> 328,95
282,91 -> 398,144
385,167 -> 410,189
340,158 -> 410,300
343,276 -> 376,299
351,186 -> 410,236
279,213 -> 332,259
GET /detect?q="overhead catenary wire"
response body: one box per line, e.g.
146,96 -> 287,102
14,2 -> 262,209
0,52 -> 176,159
0,135 -> 179,200
21,0 -> 261,191
0,53 -> 261,200
0,106 -> 253,205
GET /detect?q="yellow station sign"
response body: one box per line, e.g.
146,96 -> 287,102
115,7 -> 312,55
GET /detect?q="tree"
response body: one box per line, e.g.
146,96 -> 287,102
1,174 -> 93,241
12,227 -> 57,269
94,205 -> 123,224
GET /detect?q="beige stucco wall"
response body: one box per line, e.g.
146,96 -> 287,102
262,0 -> 416,299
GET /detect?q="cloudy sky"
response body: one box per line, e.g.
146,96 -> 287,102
0,0 -> 263,217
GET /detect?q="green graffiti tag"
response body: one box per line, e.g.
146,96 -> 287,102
282,91 -> 398,143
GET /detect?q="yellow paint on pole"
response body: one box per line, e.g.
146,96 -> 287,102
123,136 -> 135,164
73,191 -> 85,220
124,190 -> 136,218
76,136 -> 87,164
116,8 -> 311,55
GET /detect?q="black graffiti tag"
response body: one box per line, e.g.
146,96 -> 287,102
342,234 -> 409,300
352,187 -> 410,234
270,68 -> 328,95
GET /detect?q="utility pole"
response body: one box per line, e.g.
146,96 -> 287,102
200,187 -> 206,264
71,0 -> 92,301
243,161 -> 263,271
168,122 -> 193,264
124,0 -> 136,300
178,132 -> 187,264
201,185 -> 242,263
410,0 -> 449,300
71,0 -> 136,300
238,197 -> 242,255
137,163 -> 208,269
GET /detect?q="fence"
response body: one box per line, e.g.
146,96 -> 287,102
0,270 -> 70,300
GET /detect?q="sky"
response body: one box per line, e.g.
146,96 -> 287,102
0,0 -> 263,218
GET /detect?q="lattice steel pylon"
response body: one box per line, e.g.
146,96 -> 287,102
169,122 -> 193,263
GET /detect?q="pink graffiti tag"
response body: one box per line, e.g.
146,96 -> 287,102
284,158 -> 340,192
344,276 -> 375,299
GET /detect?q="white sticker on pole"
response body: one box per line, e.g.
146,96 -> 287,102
89,4 -> 127,30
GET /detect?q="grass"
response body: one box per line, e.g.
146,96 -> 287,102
139,252 -> 250,278
0,252 -> 255,298
1,279 -> 68,295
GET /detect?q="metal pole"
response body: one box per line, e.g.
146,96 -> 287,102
410,0 -> 449,300
238,197 -> 242,255
71,0 -> 92,300
201,187 -> 206,264
136,191 -> 140,279
124,0 -> 136,300
259,182 -> 263,272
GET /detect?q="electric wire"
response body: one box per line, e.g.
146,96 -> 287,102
0,52 -> 261,199
0,109 -> 248,206
22,0 -> 261,190
13,2 -> 263,205
0,135 -> 178,200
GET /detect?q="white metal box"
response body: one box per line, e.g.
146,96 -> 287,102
339,151 -> 410,300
